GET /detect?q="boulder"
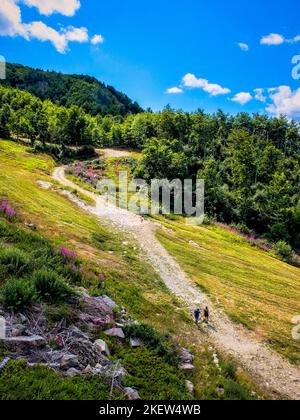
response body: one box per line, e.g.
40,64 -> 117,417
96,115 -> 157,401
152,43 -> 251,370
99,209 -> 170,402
185,380 -> 195,396
94,339 -> 110,356
105,327 -> 125,339
179,348 -> 194,364
124,387 -> 141,401
0,335 -> 46,353
130,338 -> 143,348
179,363 -> 195,373
68,338 -> 109,367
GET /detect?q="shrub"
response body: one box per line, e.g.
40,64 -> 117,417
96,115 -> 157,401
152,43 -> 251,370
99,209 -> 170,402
124,323 -> 179,365
32,269 -> 74,303
273,241 -> 293,261
0,247 -> 31,276
1,279 -> 34,311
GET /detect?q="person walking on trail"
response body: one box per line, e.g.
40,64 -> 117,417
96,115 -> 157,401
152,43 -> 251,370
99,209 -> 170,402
204,306 -> 210,324
194,308 -> 201,325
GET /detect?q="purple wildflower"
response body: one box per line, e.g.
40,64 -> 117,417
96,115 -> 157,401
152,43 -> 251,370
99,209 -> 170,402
0,201 -> 17,219
59,245 -> 77,262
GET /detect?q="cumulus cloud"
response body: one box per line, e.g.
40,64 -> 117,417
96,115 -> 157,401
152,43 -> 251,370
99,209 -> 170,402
266,86 -> 300,118
237,42 -> 249,51
254,88 -> 267,103
182,73 -> 231,96
22,0 -> 81,17
260,33 -> 285,45
91,34 -> 104,45
260,32 -> 300,46
166,87 -> 183,94
0,0 -> 100,53
0,0 -> 23,36
231,92 -> 253,105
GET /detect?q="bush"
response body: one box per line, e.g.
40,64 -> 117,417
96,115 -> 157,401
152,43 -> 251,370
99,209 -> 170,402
231,223 -> 251,235
0,247 -> 31,277
32,269 -> 74,303
1,279 -> 34,311
273,241 -> 293,261
124,324 -> 179,365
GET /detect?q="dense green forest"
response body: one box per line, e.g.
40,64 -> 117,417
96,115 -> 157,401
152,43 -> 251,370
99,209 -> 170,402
1,63 -> 143,116
0,83 -> 300,250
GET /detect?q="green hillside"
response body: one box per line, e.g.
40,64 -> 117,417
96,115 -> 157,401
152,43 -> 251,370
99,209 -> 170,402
1,63 -> 143,116
0,139 -> 260,400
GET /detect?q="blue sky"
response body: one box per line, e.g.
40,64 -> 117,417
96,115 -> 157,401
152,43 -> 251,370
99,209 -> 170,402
0,0 -> 300,117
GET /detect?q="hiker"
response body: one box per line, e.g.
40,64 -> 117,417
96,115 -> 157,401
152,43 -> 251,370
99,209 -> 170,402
194,308 -> 201,325
204,306 -> 210,324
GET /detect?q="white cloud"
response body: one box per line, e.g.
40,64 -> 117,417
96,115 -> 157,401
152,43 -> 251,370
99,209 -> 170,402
166,87 -> 183,94
237,42 -> 249,51
260,32 -> 300,46
182,73 -> 231,96
22,0 -> 81,17
0,0 -> 23,36
0,0 -> 99,53
260,33 -> 285,45
91,34 -> 104,45
64,26 -> 88,43
266,85 -> 300,118
232,92 -> 253,105
254,88 -> 267,102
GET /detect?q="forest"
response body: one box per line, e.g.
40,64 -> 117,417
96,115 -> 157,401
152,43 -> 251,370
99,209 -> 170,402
2,63 -> 143,116
0,83 -> 300,251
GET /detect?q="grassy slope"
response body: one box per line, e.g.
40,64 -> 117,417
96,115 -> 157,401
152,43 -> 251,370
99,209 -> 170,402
156,218 -> 300,364
0,139 -> 259,400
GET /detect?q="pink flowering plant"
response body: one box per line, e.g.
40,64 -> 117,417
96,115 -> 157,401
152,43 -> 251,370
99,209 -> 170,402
0,200 -> 17,220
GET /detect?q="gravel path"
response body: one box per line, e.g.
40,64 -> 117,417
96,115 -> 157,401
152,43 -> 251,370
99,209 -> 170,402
53,165 -> 300,400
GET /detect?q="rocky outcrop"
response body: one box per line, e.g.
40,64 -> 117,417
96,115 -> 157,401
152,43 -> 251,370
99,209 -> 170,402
0,335 -> 47,353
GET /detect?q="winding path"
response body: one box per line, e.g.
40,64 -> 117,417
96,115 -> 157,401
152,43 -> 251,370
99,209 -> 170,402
53,164 -> 300,400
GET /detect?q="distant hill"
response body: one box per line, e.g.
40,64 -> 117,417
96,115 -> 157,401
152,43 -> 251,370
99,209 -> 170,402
1,63 -> 143,116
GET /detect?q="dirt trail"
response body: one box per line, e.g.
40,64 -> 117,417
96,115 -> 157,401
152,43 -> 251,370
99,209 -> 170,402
53,163 -> 300,400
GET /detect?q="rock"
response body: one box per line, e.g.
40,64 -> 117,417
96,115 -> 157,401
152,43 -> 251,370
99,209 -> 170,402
83,364 -> 93,374
124,387 -> 141,401
216,387 -> 225,397
179,363 -> 195,372
79,294 -> 117,318
66,368 -> 81,377
0,357 -> 10,372
0,335 -> 46,352
68,338 -> 109,367
130,338 -> 143,348
60,353 -> 80,370
185,380 -> 195,396
94,339 -> 110,356
179,348 -> 194,364
105,327 -> 125,339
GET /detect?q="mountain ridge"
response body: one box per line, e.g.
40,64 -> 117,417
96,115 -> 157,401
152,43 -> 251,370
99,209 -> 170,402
1,63 -> 143,117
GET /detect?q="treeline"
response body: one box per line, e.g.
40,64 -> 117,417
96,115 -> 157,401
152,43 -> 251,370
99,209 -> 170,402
0,85 -> 122,148
110,108 -> 300,249
1,84 -> 299,248
2,63 -> 143,116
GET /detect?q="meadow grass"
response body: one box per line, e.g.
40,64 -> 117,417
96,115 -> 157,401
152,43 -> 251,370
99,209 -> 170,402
155,217 -> 300,364
0,139 -> 263,399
